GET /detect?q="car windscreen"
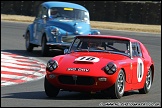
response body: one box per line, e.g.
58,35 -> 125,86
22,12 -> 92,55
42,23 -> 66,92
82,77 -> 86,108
70,37 -> 130,56
49,7 -> 89,22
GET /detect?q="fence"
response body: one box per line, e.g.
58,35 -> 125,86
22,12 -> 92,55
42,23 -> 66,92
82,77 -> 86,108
1,1 -> 161,25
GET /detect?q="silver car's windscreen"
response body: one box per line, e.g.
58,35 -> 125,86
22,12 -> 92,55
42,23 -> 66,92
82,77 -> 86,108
49,7 -> 89,23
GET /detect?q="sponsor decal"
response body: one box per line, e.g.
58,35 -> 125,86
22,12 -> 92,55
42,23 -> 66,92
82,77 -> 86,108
64,8 -> 73,11
67,68 -> 90,72
119,61 -> 126,64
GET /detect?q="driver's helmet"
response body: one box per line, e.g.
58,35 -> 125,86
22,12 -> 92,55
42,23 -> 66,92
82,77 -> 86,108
89,42 -> 100,48
132,45 -> 136,50
51,9 -> 58,16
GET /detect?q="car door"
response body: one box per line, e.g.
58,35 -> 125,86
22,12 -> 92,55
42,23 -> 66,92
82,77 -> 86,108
31,5 -> 42,44
131,42 -> 145,84
34,5 -> 48,45
32,6 -> 41,43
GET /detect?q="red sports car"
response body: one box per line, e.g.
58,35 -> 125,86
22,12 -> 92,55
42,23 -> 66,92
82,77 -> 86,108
44,35 -> 154,99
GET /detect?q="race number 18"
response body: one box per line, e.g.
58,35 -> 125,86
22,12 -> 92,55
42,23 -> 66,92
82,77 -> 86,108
75,56 -> 100,62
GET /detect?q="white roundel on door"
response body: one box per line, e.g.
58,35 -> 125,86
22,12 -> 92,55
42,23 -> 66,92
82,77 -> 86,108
137,58 -> 144,82
75,56 -> 100,62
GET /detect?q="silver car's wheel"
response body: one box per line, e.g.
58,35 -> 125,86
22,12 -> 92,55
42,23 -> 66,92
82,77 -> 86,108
25,32 -> 34,52
139,68 -> 153,94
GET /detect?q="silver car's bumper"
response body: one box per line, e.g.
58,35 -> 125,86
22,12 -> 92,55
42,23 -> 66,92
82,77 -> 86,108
62,35 -> 76,43
46,35 -> 76,46
46,42 -> 71,47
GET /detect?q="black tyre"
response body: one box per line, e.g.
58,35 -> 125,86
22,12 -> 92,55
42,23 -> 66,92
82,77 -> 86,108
41,36 -> 49,56
104,69 -> 125,99
139,68 -> 152,94
44,76 -> 60,97
25,32 -> 34,52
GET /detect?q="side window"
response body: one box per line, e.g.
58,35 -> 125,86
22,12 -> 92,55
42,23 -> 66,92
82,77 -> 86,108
132,43 -> 138,57
36,6 -> 42,19
42,6 -> 48,17
132,42 -> 142,57
36,6 -> 47,19
136,43 -> 142,57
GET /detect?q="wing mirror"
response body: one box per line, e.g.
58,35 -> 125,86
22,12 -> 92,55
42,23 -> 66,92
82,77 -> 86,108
64,49 -> 69,54
42,15 -> 47,19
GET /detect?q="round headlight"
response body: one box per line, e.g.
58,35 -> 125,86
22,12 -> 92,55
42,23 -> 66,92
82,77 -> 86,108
46,59 -> 58,72
104,62 -> 117,75
51,28 -> 59,35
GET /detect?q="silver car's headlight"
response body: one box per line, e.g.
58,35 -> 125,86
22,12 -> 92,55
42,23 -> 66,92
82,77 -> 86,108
92,30 -> 101,35
46,59 -> 58,72
51,28 -> 59,36
104,62 -> 117,75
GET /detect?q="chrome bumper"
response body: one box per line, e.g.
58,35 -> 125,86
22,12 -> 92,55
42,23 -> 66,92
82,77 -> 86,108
46,42 -> 71,47
46,35 -> 76,47
62,35 -> 76,43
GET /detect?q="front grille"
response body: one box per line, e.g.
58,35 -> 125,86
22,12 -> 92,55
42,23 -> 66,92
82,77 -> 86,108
58,75 -> 95,85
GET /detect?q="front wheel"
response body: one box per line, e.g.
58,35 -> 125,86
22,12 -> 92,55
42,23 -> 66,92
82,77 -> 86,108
44,76 -> 60,97
104,69 -> 125,99
41,36 -> 49,56
139,68 -> 153,94
25,32 -> 34,52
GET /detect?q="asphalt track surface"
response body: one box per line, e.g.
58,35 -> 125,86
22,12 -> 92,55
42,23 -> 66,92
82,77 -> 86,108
1,21 -> 161,107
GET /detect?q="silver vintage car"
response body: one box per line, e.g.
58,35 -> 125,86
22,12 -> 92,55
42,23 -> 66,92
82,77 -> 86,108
23,1 -> 100,56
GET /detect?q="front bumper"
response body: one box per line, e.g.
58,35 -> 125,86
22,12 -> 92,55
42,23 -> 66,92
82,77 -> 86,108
46,73 -> 116,92
46,42 -> 71,47
51,35 -> 76,44
46,35 -> 76,48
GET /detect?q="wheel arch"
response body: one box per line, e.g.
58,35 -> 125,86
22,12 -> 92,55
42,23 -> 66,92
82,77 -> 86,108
150,64 -> 154,82
25,24 -> 34,40
120,68 -> 126,81
41,26 -> 51,46
25,30 -> 30,38
25,30 -> 31,42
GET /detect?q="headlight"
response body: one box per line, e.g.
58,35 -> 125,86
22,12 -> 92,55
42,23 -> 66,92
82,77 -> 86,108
51,28 -> 59,36
104,62 -> 117,75
46,59 -> 58,72
92,31 -> 101,35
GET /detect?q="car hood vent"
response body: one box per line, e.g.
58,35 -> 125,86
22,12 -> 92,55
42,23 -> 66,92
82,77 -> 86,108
73,61 -> 94,64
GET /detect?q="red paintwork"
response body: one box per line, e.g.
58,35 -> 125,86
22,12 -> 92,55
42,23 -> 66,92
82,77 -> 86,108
46,35 -> 154,92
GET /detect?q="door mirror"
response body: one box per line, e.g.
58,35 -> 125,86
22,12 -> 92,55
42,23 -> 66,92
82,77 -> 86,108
42,15 -> 47,19
64,49 -> 69,54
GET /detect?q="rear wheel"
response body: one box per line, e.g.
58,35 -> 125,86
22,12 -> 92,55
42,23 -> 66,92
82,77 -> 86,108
44,76 -> 60,97
139,68 -> 152,94
41,36 -> 49,56
25,32 -> 34,52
